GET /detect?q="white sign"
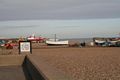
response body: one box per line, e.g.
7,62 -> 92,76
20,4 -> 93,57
20,42 -> 31,52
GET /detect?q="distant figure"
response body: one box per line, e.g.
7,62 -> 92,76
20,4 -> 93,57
80,42 -> 86,47
83,42 -> 86,47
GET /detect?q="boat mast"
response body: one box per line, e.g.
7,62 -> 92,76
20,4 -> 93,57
55,34 -> 56,42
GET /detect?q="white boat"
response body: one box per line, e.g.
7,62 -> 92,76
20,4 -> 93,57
46,40 -> 69,45
95,40 -> 106,43
46,34 -> 69,45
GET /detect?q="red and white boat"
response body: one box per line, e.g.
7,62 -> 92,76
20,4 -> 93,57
27,34 -> 45,42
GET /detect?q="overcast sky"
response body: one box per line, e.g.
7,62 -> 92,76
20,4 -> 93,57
0,19 -> 120,38
0,0 -> 120,38
0,0 -> 120,20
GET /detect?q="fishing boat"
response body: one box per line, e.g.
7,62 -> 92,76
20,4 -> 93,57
27,34 -> 45,42
46,40 -> 69,45
46,34 -> 69,45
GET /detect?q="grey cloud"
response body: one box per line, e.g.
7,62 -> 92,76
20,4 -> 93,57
0,25 -> 39,30
0,0 -> 120,20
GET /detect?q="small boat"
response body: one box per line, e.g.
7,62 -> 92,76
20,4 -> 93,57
46,40 -> 69,45
94,40 -> 106,43
46,34 -> 68,45
27,34 -> 45,42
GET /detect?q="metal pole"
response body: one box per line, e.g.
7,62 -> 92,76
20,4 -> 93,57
55,34 -> 56,42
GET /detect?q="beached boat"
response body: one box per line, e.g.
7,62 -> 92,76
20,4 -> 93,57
46,40 -> 69,45
46,34 -> 69,45
94,40 -> 106,43
27,34 -> 45,42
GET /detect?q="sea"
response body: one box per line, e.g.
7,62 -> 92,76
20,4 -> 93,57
61,38 -> 93,43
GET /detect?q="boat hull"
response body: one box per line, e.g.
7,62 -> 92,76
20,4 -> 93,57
46,40 -> 69,45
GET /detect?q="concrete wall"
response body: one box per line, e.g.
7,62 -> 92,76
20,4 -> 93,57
23,56 -> 46,80
0,55 -> 46,80
0,55 -> 73,80
27,55 -> 73,80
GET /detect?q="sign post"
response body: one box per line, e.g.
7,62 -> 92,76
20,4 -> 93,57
19,41 -> 32,54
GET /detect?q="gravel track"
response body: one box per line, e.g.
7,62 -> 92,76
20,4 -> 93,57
33,48 -> 120,80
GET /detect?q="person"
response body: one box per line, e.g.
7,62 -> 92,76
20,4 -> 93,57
83,41 -> 86,47
80,41 -> 86,47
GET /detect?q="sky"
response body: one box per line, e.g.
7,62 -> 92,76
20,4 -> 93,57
0,0 -> 120,38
